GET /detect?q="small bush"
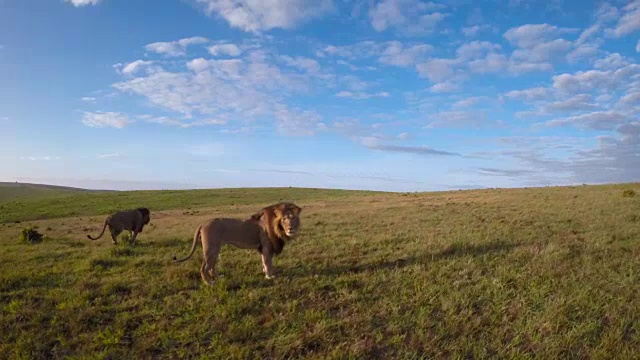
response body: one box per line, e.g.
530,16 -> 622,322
622,189 -> 636,198
19,227 -> 44,244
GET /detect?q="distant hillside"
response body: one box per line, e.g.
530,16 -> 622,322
0,182 -> 110,203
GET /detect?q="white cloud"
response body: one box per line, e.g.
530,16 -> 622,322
511,38 -> 573,62
503,87 -> 552,102
207,43 -> 242,57
462,25 -> 493,37
575,25 -> 601,45
144,37 -> 208,57
429,82 -> 459,93
543,111 -> 630,131
552,64 -> 640,93
468,52 -> 552,75
280,56 -> 322,75
273,106 -> 326,136
637,40 -> 640,52
320,40 -> 432,69
336,91 -> 390,99
543,94 -> 599,112
503,23 -> 577,48
606,0 -> 640,37
65,0 -> 100,6
416,58 -> 456,82
596,2 -> 621,23
456,41 -> 501,60
20,156 -> 62,161
195,0 -> 334,33
97,153 -> 123,159
616,91 -> 640,108
114,52 -> 309,119
566,44 -> 600,64
369,0 -> 447,34
119,60 -> 155,75
81,97 -> 96,103
81,111 -> 131,129
426,110 -> 490,129
378,41 -> 432,67
111,41 -> 342,137
341,75 -> 375,91
452,96 -> 488,108
594,53 -> 630,70
137,115 -> 226,128
365,143 -> 462,157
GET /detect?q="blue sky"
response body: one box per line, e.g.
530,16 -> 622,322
1,0 -> 639,191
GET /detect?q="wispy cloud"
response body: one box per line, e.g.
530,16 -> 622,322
605,0 -> 640,37
360,135 -> 462,157
369,0 -> 447,35
20,156 -> 62,161
81,111 -> 131,129
144,37 -> 208,57
117,60 -> 155,75
195,0 -> 334,33
336,91 -> 390,99
97,153 -> 123,159
65,0 -> 101,6
365,143 -> 462,157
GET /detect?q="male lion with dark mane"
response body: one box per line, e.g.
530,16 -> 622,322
86,207 -> 151,246
172,202 -> 302,285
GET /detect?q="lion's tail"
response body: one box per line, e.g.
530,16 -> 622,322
86,217 -> 109,240
172,225 -> 202,262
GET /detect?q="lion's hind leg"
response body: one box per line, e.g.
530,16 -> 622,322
200,262 -> 216,285
200,241 -> 221,286
109,227 -> 120,245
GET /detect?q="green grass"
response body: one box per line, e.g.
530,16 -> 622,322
1,183 -> 639,358
0,186 -> 379,224
0,181 -> 101,203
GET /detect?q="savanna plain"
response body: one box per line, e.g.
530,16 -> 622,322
0,182 -> 639,359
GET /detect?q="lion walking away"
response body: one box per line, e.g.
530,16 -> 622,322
172,202 -> 302,285
87,207 -> 151,246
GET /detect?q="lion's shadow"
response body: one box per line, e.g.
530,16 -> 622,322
286,240 -> 522,279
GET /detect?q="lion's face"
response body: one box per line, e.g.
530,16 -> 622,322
280,208 -> 301,237
137,208 -> 151,225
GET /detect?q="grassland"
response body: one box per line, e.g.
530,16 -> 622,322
1,183 -> 639,358
0,181 -> 103,203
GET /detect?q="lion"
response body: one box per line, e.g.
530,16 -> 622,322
86,207 -> 151,246
172,202 -> 302,285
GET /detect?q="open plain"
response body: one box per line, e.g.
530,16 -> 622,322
1,183 -> 639,358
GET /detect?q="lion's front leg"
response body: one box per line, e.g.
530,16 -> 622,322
259,232 -> 276,279
261,251 -> 275,279
130,230 -> 139,246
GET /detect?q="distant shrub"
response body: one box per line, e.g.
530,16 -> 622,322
19,227 -> 44,244
622,189 -> 636,198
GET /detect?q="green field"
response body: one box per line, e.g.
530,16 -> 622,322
0,181 -> 105,203
1,183 -> 639,358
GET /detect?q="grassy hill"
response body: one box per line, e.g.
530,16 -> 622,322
0,186 -> 380,223
0,183 -> 639,358
0,181 -> 104,203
